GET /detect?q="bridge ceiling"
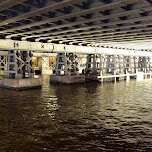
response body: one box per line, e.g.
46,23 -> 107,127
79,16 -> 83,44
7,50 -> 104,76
0,0 -> 152,50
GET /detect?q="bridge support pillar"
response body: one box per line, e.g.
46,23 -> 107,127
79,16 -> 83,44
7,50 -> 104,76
0,50 -> 41,89
86,54 -> 97,73
138,57 -> 147,80
138,57 -> 146,72
85,54 -> 98,81
106,55 -> 117,74
105,55 -> 119,82
146,57 -> 152,79
134,56 -> 139,73
123,56 -> 136,80
50,53 -> 85,84
118,55 -> 124,74
98,55 -> 125,82
117,55 -> 125,81
0,55 -> 7,76
124,56 -> 135,73
138,56 -> 152,79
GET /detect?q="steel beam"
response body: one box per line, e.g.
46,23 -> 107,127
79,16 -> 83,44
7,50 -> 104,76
1,0 -> 142,34
0,0 -> 88,27
0,39 -> 152,57
0,0 -> 27,12
6,8 -> 152,39
20,7 -> 152,41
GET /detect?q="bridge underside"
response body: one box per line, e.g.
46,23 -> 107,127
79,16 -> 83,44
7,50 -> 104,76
0,0 -> 152,50
1,0 -> 152,89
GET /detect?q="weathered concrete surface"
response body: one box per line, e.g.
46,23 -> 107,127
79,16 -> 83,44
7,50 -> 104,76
0,78 -> 41,89
50,75 -> 85,84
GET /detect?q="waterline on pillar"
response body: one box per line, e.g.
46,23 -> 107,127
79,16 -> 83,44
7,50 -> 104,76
0,50 -> 42,90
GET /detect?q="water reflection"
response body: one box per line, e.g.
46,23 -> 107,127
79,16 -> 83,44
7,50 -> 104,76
0,75 -> 152,151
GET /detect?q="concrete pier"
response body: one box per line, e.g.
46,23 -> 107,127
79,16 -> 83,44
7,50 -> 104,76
0,50 -> 42,89
48,52 -> 152,84
0,78 -> 41,90
50,53 -> 85,84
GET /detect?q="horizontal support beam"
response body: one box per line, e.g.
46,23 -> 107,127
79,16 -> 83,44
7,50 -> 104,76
0,51 -> 8,56
1,0 -> 141,34
33,53 -> 87,58
0,39 -> 152,57
0,0 -> 26,12
0,0 -> 88,27
7,8 -> 151,40
33,53 -> 57,57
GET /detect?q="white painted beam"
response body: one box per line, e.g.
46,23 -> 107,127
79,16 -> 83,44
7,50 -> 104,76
0,51 -> 8,56
0,39 -> 152,57
0,39 -> 54,52
33,53 -> 57,57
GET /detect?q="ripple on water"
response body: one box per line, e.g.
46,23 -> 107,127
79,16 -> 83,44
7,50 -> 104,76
0,76 -> 152,151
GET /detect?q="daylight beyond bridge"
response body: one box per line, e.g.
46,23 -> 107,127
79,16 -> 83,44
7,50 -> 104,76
0,0 -> 152,51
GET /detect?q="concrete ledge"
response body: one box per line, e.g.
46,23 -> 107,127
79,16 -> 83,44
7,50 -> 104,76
0,78 -> 41,90
50,75 -> 85,84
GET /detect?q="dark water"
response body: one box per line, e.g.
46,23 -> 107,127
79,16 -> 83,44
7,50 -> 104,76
0,75 -> 152,152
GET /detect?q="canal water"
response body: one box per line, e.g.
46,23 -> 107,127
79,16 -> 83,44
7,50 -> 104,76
0,75 -> 152,152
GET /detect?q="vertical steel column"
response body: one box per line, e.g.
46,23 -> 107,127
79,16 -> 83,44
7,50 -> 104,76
145,57 -> 152,72
0,55 -> 7,75
86,54 -> 97,74
106,55 -> 116,74
99,54 -> 107,79
99,54 -> 106,74
134,56 -> 139,72
118,55 -> 124,73
138,57 -> 146,72
123,56 -> 134,73
115,55 -> 119,74
130,56 -> 135,73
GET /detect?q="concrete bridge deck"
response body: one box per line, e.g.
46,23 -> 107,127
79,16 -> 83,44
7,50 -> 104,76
0,0 -> 152,50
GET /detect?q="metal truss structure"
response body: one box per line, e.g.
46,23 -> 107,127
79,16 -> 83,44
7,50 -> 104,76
0,0 -> 152,50
7,50 -> 34,79
55,53 -> 79,76
0,55 -> 7,73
